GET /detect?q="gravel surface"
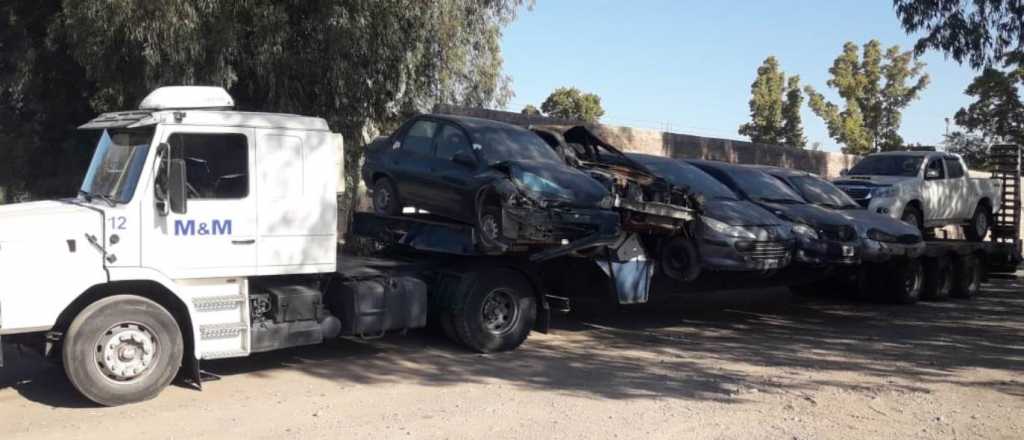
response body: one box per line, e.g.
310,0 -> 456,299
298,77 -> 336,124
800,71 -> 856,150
2,276 -> 1022,439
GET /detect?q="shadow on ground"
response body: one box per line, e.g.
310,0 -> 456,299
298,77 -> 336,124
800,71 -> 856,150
3,277 -> 1022,408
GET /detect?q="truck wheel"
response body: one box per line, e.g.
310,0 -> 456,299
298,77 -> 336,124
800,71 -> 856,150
453,270 -> 536,353
372,177 -> 402,216
964,205 -> 991,242
888,259 -> 924,304
901,206 -> 923,233
921,257 -> 952,301
62,295 -> 183,406
951,256 -> 983,299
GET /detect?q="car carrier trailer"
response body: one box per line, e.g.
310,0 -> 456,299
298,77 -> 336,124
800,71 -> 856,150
0,87 -> 663,407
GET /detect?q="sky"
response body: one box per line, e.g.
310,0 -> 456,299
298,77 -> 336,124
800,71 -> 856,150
498,0 -> 979,152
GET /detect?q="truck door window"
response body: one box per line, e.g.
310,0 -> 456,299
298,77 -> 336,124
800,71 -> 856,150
402,120 -> 438,156
925,158 -> 945,179
944,157 -> 965,178
435,124 -> 472,160
167,133 -> 249,199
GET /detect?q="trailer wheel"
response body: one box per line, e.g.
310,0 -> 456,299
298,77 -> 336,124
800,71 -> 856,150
921,257 -> 953,301
951,256 -> 983,299
62,295 -> 183,406
887,259 -> 924,304
453,270 -> 536,353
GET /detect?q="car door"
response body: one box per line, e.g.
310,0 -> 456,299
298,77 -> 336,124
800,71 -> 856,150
922,157 -> 948,223
943,156 -> 969,220
389,119 -> 439,210
424,122 -> 479,223
144,127 -> 258,278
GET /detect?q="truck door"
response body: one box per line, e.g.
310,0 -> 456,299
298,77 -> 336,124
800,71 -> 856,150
144,127 -> 258,278
943,156 -> 968,220
923,157 -> 948,223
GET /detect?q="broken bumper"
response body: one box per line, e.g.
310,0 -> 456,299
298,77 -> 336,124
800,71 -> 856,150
501,207 -> 623,262
794,238 -> 860,266
616,199 -> 696,233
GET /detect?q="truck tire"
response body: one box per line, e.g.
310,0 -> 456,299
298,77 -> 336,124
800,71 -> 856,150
951,256 -> 983,299
887,259 -> 924,304
921,257 -> 953,301
372,177 -> 402,216
453,269 -> 536,353
62,295 -> 183,406
901,206 -> 924,233
964,205 -> 991,242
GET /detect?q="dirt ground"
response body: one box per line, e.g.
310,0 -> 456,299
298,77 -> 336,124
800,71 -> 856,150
2,275 -> 1022,440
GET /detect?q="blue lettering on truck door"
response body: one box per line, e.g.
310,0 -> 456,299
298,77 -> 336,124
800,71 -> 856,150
174,220 -> 233,236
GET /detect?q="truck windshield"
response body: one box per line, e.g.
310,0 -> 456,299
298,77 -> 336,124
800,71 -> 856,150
80,128 -> 155,204
848,155 -> 923,177
787,175 -> 860,209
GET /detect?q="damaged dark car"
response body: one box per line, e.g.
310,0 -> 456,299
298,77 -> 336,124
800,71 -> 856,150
362,114 -> 621,256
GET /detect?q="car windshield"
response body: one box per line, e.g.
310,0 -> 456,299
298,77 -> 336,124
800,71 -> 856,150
80,128 -> 154,204
631,156 -> 738,200
728,168 -> 805,203
475,126 -> 565,165
787,175 -> 859,209
848,155 -> 923,177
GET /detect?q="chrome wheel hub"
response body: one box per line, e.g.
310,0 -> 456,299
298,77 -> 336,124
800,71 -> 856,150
96,323 -> 157,382
481,289 -> 518,335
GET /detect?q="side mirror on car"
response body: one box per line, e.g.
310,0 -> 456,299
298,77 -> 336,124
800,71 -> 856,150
452,150 -> 478,168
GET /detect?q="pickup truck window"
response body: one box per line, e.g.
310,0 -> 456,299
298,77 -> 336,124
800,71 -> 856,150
944,157 -> 965,178
168,133 -> 249,199
848,155 -> 923,177
925,158 -> 945,179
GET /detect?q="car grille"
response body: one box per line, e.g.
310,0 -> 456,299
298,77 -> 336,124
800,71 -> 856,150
820,224 -> 857,242
742,241 -> 790,260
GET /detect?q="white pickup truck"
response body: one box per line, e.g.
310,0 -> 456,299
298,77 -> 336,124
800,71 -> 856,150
833,150 -> 1002,241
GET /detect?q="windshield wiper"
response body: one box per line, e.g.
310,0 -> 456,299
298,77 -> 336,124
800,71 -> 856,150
78,189 -> 94,202
80,190 -> 117,207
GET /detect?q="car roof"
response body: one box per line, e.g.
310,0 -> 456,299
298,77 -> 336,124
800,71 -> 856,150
422,114 -> 525,132
743,164 -> 817,178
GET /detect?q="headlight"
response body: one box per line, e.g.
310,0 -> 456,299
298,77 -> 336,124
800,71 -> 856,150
792,223 -> 820,240
872,186 -> 898,198
867,228 -> 898,242
702,216 -> 758,239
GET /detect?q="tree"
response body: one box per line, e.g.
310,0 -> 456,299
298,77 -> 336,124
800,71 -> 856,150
894,0 -> 1024,68
944,131 -> 992,170
782,75 -> 807,148
540,87 -> 605,122
521,104 -> 542,116
0,0 -> 527,205
804,40 -> 930,155
953,64 -> 1024,145
738,57 -> 806,147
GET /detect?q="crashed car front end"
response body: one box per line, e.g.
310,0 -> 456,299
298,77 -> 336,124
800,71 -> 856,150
791,223 -> 861,266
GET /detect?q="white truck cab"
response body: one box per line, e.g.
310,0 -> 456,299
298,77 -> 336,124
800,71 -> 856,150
834,150 -> 1002,241
0,86 -> 345,404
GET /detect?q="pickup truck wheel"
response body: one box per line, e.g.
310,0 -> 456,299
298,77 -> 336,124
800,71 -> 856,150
372,177 -> 402,216
951,256 -> 983,299
921,257 -> 953,301
964,205 -> 991,242
901,207 -> 923,233
888,259 -> 923,304
62,295 -> 183,406
453,270 -> 536,353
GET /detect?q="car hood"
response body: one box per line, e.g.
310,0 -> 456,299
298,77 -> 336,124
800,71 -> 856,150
834,175 -> 913,186
504,160 -> 610,207
757,201 -> 852,229
835,208 -> 922,240
702,199 -> 783,227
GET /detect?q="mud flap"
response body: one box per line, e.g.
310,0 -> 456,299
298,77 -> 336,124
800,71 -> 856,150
596,234 -> 655,304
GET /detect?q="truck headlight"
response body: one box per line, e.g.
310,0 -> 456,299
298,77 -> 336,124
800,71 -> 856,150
792,223 -> 819,240
872,186 -> 898,198
702,216 -> 758,240
867,228 -> 898,242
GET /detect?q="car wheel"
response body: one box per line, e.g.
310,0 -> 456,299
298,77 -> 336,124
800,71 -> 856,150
964,204 -> 990,242
901,206 -> 923,233
452,270 -> 537,353
659,236 -> 701,282
372,177 -> 401,216
475,204 -> 508,253
63,295 -> 183,407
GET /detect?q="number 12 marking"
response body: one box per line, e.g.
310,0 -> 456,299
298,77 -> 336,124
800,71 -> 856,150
108,216 -> 127,230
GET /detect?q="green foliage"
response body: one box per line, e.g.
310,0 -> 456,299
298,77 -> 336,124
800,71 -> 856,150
943,131 -> 992,170
738,57 -> 805,147
805,40 -> 930,155
0,0 -> 527,203
521,104 -> 542,116
954,63 -> 1024,145
894,0 -> 1024,68
540,87 -> 605,122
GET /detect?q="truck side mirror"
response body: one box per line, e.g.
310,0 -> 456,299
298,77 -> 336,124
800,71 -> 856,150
452,150 -> 477,168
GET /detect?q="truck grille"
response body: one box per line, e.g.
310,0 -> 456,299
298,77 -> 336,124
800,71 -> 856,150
838,186 -> 871,207
743,241 -> 790,260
